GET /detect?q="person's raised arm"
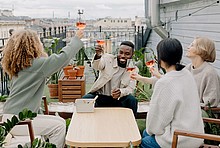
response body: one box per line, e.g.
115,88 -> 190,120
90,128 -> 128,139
131,73 -> 154,84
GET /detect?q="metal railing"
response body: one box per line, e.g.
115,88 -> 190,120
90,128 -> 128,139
0,25 -> 150,95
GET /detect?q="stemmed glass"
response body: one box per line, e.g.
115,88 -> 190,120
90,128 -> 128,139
76,10 -> 86,30
126,59 -> 135,72
96,38 -> 105,46
126,59 -> 136,83
144,50 -> 155,68
96,26 -> 105,46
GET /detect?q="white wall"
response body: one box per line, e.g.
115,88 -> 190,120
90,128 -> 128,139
146,0 -> 220,74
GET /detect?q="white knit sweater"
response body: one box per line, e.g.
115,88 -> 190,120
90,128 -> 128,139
146,68 -> 204,148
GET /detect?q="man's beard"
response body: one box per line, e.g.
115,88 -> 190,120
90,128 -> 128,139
117,58 -> 126,68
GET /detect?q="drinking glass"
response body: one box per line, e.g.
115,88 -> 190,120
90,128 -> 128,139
126,59 -> 135,72
126,59 -> 136,83
144,51 -> 155,68
96,32 -> 105,46
76,10 -> 86,30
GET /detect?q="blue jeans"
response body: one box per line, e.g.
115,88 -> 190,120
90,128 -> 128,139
140,130 -> 160,148
82,93 -> 137,116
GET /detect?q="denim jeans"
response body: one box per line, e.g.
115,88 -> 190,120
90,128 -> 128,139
140,130 -> 161,148
82,93 -> 137,116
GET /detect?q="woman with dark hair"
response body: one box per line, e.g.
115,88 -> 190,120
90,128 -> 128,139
134,38 -> 204,147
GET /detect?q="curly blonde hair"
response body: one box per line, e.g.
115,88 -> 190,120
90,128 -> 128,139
1,29 -> 47,78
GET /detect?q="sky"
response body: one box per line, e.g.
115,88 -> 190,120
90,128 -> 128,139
0,0 -> 145,19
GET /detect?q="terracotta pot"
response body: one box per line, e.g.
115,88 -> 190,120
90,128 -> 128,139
63,65 -> 73,77
76,66 -> 85,77
68,69 -> 77,80
47,84 -> 58,98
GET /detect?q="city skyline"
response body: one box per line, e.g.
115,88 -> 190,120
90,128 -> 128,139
0,0 -> 145,19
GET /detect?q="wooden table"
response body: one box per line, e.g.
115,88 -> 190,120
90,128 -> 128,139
65,108 -> 141,147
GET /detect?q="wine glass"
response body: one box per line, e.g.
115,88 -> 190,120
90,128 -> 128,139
76,10 -> 86,30
126,59 -> 135,72
144,50 -> 155,68
126,59 -> 136,83
96,33 -> 105,46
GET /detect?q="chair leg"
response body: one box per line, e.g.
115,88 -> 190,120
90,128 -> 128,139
42,96 -> 49,115
172,132 -> 178,148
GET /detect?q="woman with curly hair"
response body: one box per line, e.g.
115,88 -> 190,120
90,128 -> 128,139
1,29 -> 84,147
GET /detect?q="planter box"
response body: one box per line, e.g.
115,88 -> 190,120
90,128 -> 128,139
58,76 -> 85,103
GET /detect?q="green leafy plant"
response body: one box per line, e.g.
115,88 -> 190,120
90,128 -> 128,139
132,47 -> 155,102
20,138 -> 56,148
0,95 -> 8,102
0,109 -> 37,147
66,118 -> 71,132
44,38 -> 63,84
202,103 -> 220,145
75,47 -> 85,66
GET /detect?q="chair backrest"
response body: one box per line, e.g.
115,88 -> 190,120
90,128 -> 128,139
0,119 -> 35,146
172,117 -> 220,148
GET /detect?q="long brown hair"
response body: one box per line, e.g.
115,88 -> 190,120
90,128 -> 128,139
1,29 -> 47,78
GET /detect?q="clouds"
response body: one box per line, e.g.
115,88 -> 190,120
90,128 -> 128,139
0,0 -> 145,19
96,4 -> 112,10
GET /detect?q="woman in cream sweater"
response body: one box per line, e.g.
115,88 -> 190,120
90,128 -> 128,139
133,38 -> 204,147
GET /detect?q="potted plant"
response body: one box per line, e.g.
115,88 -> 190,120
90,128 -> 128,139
75,47 -> 85,77
44,38 -> 63,98
132,47 -> 154,102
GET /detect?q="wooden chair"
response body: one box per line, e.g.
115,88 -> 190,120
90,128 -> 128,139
42,96 -> 73,119
0,119 -> 35,147
202,106 -> 220,119
172,117 -> 220,148
42,96 -> 49,115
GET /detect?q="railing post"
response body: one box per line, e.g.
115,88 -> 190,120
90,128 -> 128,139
49,27 -> 52,37
43,28 -> 46,38
64,26 -> 67,38
141,26 -> 144,48
134,26 -> 137,50
54,27 -> 57,37
58,27 -> 61,37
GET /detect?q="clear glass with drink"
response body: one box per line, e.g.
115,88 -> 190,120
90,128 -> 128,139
96,34 -> 105,47
126,59 -> 135,72
126,59 -> 136,84
76,22 -> 86,30
144,51 -> 155,68
76,9 -> 86,30
96,39 -> 105,46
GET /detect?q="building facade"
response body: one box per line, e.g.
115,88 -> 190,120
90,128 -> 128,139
146,0 -> 220,74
